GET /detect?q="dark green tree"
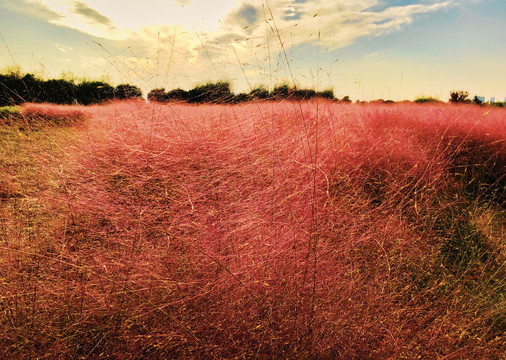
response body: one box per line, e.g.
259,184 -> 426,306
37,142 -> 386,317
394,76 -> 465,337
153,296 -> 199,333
114,84 -> 142,100
249,87 -> 270,100
41,79 -> 77,104
449,90 -> 470,103
166,88 -> 188,102
472,96 -> 484,106
315,89 -> 334,99
272,84 -> 290,99
0,73 -> 23,106
76,81 -> 114,105
20,74 -> 43,102
147,88 -> 168,102
231,93 -> 250,103
187,81 -> 232,103
291,88 -> 316,100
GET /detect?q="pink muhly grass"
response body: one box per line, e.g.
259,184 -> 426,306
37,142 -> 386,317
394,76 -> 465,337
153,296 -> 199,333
1,100 -> 504,358
20,103 -> 89,126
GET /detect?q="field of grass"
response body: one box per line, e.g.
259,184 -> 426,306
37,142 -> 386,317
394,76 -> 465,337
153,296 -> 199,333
0,100 -> 504,359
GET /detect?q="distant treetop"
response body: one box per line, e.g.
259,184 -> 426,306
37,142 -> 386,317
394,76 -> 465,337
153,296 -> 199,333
0,71 -> 142,106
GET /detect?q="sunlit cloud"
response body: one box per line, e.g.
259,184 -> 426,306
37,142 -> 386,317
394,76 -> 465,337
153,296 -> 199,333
54,43 -> 73,53
73,1 -> 115,28
3,0 -> 488,99
4,0 -> 454,48
0,0 -> 61,21
78,54 -> 107,69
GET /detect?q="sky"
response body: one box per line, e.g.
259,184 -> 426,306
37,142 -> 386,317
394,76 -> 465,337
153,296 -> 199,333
0,0 -> 505,101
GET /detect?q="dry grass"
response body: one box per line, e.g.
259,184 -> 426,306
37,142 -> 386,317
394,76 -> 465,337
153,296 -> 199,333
0,100 -> 504,359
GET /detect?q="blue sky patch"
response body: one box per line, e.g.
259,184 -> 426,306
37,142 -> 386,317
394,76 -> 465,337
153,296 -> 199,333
238,5 -> 258,25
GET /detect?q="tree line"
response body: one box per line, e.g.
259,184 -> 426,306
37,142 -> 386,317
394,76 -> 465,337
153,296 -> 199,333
0,71 -> 340,106
147,82 -> 337,104
0,71 -> 142,106
415,91 -> 505,107
3,71 -> 503,107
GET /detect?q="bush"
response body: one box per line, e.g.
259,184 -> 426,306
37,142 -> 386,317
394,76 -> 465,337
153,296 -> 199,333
414,96 -> 441,104
147,88 -> 168,103
270,84 -> 322,101
291,88 -> 316,100
114,84 -> 142,100
0,71 -> 119,106
315,89 -> 334,99
187,81 -> 233,104
271,84 -> 290,99
473,96 -> 484,106
0,72 -> 146,106
371,99 -> 395,104
249,87 -> 270,100
0,73 -> 73,104
0,73 -> 21,106
0,106 -> 19,122
490,101 -> 505,108
75,81 -> 114,105
166,88 -> 188,102
19,74 -> 43,103
231,93 -> 251,103
0,72 -> 42,105
449,90 -> 470,103
40,79 -> 77,104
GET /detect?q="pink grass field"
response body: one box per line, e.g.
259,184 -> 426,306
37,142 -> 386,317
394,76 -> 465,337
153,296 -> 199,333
0,100 -> 505,358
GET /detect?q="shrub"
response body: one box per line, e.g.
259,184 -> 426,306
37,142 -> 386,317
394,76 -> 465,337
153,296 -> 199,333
291,88 -> 316,100
0,72 -> 42,105
414,96 -> 441,104
473,95 -> 484,106
0,73 -> 21,106
0,105 -> 20,125
147,88 -> 168,102
249,87 -> 270,100
19,73 -> 43,103
76,81 -> 115,105
490,101 -> 505,108
271,84 -> 290,99
187,81 -> 233,103
370,99 -> 395,104
230,93 -> 250,103
0,71 -> 122,105
338,95 -> 352,103
114,84 -> 142,100
315,89 -> 334,99
0,106 -> 19,119
40,79 -> 77,104
270,84 -> 320,101
166,88 -> 188,102
449,90 -> 470,103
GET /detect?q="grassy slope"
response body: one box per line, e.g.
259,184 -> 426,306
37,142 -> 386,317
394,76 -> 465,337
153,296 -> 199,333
0,101 -> 504,359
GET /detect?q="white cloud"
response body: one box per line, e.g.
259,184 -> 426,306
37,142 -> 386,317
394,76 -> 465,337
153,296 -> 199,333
1,0 -> 455,92
54,43 -> 73,53
79,54 -> 107,69
0,0 -> 62,20
6,0 -> 453,49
